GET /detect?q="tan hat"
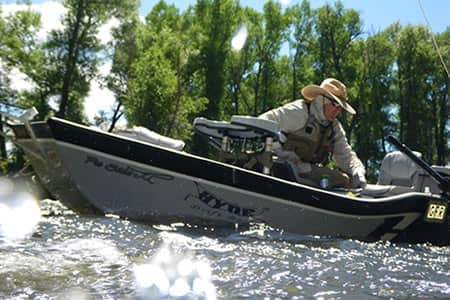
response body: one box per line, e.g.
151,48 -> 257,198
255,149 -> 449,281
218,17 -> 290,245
301,78 -> 356,114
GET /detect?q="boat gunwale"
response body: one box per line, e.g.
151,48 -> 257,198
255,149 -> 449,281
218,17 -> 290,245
40,117 -> 445,217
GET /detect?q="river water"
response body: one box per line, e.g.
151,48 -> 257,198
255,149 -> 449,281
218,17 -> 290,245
1,195 -> 449,299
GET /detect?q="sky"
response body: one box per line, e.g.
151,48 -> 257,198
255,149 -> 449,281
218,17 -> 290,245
140,0 -> 449,34
1,0 -> 449,124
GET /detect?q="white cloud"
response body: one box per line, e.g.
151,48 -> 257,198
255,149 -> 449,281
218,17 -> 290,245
98,17 -> 120,45
2,1 -> 120,124
8,67 -> 35,91
2,1 -> 66,38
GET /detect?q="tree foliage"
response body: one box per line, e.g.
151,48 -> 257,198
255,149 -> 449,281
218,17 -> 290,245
0,0 -> 448,178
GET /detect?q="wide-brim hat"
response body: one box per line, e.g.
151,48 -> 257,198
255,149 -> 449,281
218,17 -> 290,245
301,78 -> 356,114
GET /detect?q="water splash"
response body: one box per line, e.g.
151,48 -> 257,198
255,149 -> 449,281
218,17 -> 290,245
231,24 -> 248,51
134,246 -> 216,300
0,177 -> 41,240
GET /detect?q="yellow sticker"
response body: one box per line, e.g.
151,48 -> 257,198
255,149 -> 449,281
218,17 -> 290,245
347,192 -> 355,198
426,202 -> 447,222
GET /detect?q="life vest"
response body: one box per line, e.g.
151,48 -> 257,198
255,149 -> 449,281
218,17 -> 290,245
283,104 -> 335,164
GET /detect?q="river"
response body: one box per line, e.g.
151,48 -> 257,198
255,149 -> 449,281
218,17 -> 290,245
0,196 -> 449,299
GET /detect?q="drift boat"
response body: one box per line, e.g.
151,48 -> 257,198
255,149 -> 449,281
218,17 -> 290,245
1,103 -> 449,245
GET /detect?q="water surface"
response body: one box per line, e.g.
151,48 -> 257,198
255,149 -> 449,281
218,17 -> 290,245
1,199 -> 449,299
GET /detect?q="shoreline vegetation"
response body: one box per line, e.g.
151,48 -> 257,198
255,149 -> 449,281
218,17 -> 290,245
0,0 -> 448,182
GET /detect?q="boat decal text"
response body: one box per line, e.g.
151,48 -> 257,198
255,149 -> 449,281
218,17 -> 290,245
84,155 -> 174,184
184,183 -> 267,222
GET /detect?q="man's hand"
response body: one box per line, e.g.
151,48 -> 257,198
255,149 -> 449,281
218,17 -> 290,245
352,167 -> 367,188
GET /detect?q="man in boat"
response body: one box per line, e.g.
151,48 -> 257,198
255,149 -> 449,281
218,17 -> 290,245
258,78 -> 366,188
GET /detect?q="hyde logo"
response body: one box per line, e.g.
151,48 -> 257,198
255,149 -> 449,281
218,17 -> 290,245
184,182 -> 268,222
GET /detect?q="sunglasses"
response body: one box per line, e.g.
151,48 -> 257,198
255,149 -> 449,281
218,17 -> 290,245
323,94 -> 342,109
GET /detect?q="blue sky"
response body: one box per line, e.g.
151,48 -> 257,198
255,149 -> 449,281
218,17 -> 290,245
140,0 -> 449,34
4,0 -> 448,33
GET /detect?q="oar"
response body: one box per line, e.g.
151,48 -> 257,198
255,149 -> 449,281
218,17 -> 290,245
387,135 -> 449,194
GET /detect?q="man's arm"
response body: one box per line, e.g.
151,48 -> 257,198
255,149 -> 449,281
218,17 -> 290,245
331,121 -> 365,176
258,100 -> 309,133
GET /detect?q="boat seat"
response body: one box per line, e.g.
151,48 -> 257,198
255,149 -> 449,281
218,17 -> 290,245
230,115 -> 281,140
377,150 -> 424,188
193,116 -> 282,141
361,151 -> 428,198
271,160 -> 319,187
193,116 -> 284,174
360,184 -> 415,198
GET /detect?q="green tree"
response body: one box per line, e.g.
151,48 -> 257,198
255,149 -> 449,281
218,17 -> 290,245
125,1 -> 206,142
0,7 -> 46,114
313,1 -> 363,140
50,0 -> 139,121
224,6 -> 260,116
194,0 -> 238,120
394,25 -> 438,161
428,29 -> 449,165
286,0 -> 314,100
251,0 -> 289,115
351,30 -> 396,179
0,6 -> 43,172
103,7 -> 140,131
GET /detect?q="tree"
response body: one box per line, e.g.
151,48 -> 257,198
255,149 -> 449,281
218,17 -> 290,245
49,0 -> 139,121
104,11 -> 140,132
428,29 -> 449,165
194,0 -> 238,120
0,7 -> 43,172
125,1 -> 206,142
250,0 -> 289,115
394,25 -> 437,161
313,1 -> 363,140
351,31 -> 396,179
224,6 -> 260,116
286,0 -> 314,100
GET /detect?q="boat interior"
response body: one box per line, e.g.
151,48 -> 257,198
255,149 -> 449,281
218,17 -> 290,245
193,115 -> 449,199
0,102 -> 448,201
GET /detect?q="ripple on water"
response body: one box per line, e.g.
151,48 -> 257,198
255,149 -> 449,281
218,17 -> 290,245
0,200 -> 449,299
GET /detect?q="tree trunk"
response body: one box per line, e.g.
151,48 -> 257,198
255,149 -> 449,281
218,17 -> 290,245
437,79 -> 448,165
57,0 -> 85,118
108,100 -> 123,133
0,118 -> 6,161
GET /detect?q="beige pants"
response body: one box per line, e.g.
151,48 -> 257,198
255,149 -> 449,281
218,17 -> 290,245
275,150 -> 350,188
301,164 -> 350,188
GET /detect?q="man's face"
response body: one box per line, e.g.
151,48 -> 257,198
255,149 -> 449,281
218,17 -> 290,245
322,95 -> 343,121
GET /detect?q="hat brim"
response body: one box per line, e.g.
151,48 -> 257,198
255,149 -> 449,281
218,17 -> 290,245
301,85 -> 356,114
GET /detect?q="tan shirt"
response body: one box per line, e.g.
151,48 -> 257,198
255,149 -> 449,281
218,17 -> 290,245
259,99 -> 365,175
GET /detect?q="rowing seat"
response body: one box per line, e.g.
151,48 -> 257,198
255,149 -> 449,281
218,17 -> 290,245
193,116 -> 283,174
377,151 -> 449,194
193,115 -> 282,141
361,151 -> 430,197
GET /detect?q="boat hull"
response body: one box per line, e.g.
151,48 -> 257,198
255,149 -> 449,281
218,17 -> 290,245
10,118 -> 450,245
